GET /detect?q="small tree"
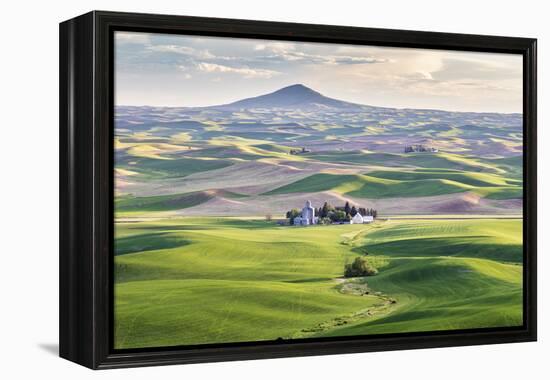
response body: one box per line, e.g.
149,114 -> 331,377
319,217 -> 332,225
321,202 -> 332,218
265,214 -> 272,221
344,257 -> 378,277
344,201 -> 351,216
286,208 -> 301,224
350,206 -> 358,216
330,210 -> 347,222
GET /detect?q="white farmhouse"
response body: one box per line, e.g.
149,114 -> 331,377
351,213 -> 374,224
351,213 -> 364,224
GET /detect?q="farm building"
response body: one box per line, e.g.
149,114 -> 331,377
351,213 -> 364,224
293,200 -> 318,226
293,216 -> 304,225
351,213 -> 374,224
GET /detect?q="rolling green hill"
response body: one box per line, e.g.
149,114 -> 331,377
116,156 -> 234,179
318,256 -> 521,337
315,219 -> 522,337
116,190 -> 246,213
367,169 -> 517,187
265,173 -> 472,198
114,217 -> 522,348
304,151 -> 503,173
265,170 -> 522,200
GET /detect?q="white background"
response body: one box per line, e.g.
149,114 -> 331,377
0,0 -> 547,378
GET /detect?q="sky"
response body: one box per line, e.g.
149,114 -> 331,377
115,31 -> 523,113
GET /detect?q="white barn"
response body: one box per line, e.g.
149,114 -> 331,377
351,213 -> 374,224
351,213 -> 364,224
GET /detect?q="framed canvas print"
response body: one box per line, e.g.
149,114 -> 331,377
59,11 -> 537,369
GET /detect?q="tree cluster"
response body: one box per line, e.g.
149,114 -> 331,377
285,208 -> 301,224
404,144 -> 438,153
357,207 -> 378,218
315,202 -> 349,223
334,202 -> 377,218
289,147 -> 311,155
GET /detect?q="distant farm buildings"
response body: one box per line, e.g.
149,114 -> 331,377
288,201 -> 376,226
289,147 -> 311,155
404,144 -> 438,153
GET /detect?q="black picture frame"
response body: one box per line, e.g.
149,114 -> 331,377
59,10 -> 537,369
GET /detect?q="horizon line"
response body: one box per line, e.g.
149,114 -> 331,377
115,83 -> 523,115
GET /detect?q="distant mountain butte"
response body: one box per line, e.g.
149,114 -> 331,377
210,84 -> 367,111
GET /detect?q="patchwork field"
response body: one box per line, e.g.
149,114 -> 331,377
114,217 -> 523,348
114,84 -> 523,349
115,86 -> 523,217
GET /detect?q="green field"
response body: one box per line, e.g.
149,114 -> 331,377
114,217 -> 523,349
264,171 -> 522,200
113,87 -> 524,349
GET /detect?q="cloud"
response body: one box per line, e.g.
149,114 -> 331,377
327,55 -> 388,65
431,57 -> 521,82
115,32 -> 522,112
398,71 -> 435,82
197,62 -> 280,79
115,32 -> 150,44
147,44 -> 215,59
255,42 -> 387,65
139,39 -> 387,72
